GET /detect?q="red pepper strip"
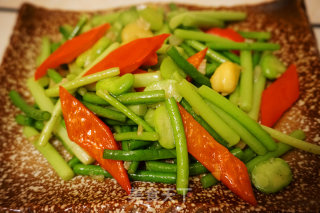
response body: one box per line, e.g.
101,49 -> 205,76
35,23 -> 110,80
84,34 -> 170,76
178,104 -> 257,205
206,28 -> 245,42
187,48 -> 208,69
59,86 -> 131,194
142,51 -> 158,66
260,64 -> 300,127
132,69 -> 148,74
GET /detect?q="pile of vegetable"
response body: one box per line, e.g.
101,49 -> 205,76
9,3 -> 320,206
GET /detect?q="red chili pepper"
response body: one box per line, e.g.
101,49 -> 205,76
178,104 -> 257,205
142,51 -> 158,66
206,28 -> 244,42
84,34 -> 170,76
187,48 -> 208,69
35,23 -> 110,80
260,64 -> 300,127
59,86 -> 131,194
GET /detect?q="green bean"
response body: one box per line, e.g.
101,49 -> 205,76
176,79 -> 240,146
174,29 -> 230,43
180,42 -> 196,57
167,46 -> 211,87
103,149 -> 176,161
68,15 -> 88,39
59,24 -> 73,40
252,51 -> 262,67
15,114 -> 34,126
239,50 -> 253,112
133,71 -> 162,88
238,31 -> 271,40
73,164 -> 112,178
180,99 -> 228,147
128,161 -> 140,174
221,51 -> 240,64
198,85 -> 277,151
82,101 -> 126,122
129,171 -> 176,184
45,68 -> 120,97
68,157 -> 81,168
23,126 -> 74,180
205,62 -> 219,77
114,132 -> 159,141
200,173 -> 218,188
170,13 -> 224,29
34,120 -> 44,130
147,142 -> 163,150
47,69 -> 63,83
205,100 -> 267,155
146,161 -> 208,176
165,97 -> 189,195
9,90 -> 51,121
242,147 -> 257,163
36,36 -> 51,66
121,140 -> 151,150
37,76 -> 50,88
82,92 -> 108,105
261,126 -> 320,155
207,41 -> 280,51
96,90 -> 154,132
185,40 -> 228,64
104,118 -> 136,126
96,74 -> 134,96
247,66 -> 266,121
117,90 -> 165,105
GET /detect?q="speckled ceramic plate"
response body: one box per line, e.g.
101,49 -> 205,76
0,0 -> 320,212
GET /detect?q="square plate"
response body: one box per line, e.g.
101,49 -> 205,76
0,0 -> 319,211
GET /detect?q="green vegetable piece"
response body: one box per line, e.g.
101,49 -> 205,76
238,31 -> 271,40
91,12 -> 120,27
154,104 -> 175,149
59,24 -> 73,40
144,79 -> 182,102
133,71 -> 162,88
260,52 -> 286,80
34,120 -> 44,130
119,7 -> 139,26
160,56 -> 186,79
129,171 -> 176,184
128,161 -> 140,174
144,108 -> 155,128
201,173 -> 218,188
139,6 -> 164,31
103,149 -> 176,161
96,73 -> 134,96
207,41 -> 280,51
47,69 -> 63,83
73,164 -> 112,178
68,157 -> 81,168
68,15 -> 88,39
167,46 -> 211,87
114,132 -> 159,141
121,140 -> 151,151
239,50 -> 253,112
251,158 -> 292,193
198,85 -> 277,151
127,104 -> 147,116
9,90 -> 51,121
36,36 -> 51,66
15,114 -> 34,126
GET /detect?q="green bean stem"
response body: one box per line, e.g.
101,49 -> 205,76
146,161 -> 208,176
185,40 -> 228,64
198,85 -> 277,151
207,41 -> 280,51
45,68 -> 120,97
47,69 -> 63,83
176,79 -> 240,146
247,66 -> 266,121
165,97 -> 189,195
96,90 -> 154,132
9,90 -> 51,121
103,149 -> 176,161
114,132 -> 159,141
239,50 -> 253,112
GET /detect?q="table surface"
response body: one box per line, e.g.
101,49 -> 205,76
0,0 -> 319,63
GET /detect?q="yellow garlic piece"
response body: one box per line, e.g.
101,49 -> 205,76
121,18 -> 153,43
210,61 -> 241,96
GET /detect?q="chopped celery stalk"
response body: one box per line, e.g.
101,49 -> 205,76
176,79 -> 240,146
144,79 -> 182,102
45,68 -> 120,97
239,50 -> 253,112
91,12 -> 121,26
127,104 -> 148,116
119,7 -> 139,26
138,6 -> 164,31
160,56 -> 186,79
23,126 -> 74,180
133,71 -> 162,88
36,36 -> 51,66
96,73 -> 134,96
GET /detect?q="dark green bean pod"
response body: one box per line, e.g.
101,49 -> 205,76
73,164 -> 112,178
103,149 -> 176,161
129,171 -> 176,184
68,157 -> 81,168
200,173 -> 218,188
15,114 -> 34,126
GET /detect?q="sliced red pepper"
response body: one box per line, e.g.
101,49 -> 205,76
142,51 -> 158,66
206,28 -> 245,42
187,48 -> 208,69
84,34 -> 170,76
59,86 -> 131,194
178,104 -> 257,205
132,69 -> 148,74
260,64 -> 300,127
35,23 -> 110,80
